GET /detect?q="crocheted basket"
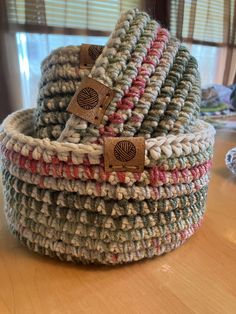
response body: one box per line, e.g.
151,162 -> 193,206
35,45 -> 91,140
0,109 -> 215,265
35,9 -> 201,142
0,9 -> 215,265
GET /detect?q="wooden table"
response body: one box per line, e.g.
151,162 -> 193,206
0,129 -> 236,314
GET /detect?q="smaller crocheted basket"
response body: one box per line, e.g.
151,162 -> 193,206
0,9 -> 215,265
35,9 -> 201,142
0,109 -> 215,265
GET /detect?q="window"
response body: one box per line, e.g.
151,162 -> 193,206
16,33 -> 108,108
170,0 -> 236,86
8,0 -> 141,108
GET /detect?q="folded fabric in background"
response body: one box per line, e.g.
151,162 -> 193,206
200,84 -> 235,117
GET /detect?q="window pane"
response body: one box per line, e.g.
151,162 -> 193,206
16,32 -> 108,108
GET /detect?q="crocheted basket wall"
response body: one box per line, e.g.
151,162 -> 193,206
0,9 -> 215,265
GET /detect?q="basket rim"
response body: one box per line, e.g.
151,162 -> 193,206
1,109 -> 215,164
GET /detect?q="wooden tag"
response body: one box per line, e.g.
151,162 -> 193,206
67,77 -> 114,125
104,137 -> 145,172
80,44 -> 104,69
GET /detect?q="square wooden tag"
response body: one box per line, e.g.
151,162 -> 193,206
80,44 -> 104,69
67,77 -> 114,125
104,137 -> 145,172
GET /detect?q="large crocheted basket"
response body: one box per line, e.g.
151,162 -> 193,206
0,9 -> 215,265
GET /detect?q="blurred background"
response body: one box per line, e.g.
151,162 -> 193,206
0,0 -> 236,122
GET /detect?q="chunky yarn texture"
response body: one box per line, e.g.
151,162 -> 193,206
35,9 -> 200,143
1,9 -> 215,265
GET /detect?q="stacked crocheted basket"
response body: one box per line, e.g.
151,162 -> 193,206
0,9 -> 215,265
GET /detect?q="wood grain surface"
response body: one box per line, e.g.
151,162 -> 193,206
0,129 -> 236,314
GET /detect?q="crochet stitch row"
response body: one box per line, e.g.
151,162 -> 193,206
4,171 -> 208,216
6,189 -> 205,232
2,170 -> 205,244
2,146 -> 212,186
5,186 -> 204,243
5,205 -> 203,264
41,46 -> 83,73
3,163 -> 210,199
6,207 -> 204,255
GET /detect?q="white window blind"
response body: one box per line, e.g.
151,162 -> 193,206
7,0 -> 141,33
170,0 -> 236,45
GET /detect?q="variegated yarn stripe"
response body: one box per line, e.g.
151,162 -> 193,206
3,174 -> 205,246
3,170 -> 208,216
2,144 -> 212,186
5,188 -> 204,244
1,137 -> 214,175
6,199 -> 204,250
3,160 -> 209,199
150,56 -> 199,136
35,55 -> 87,136
1,109 -> 215,167
116,42 -> 188,138
40,57 -> 87,87
36,111 -> 70,126
137,48 -> 195,137
5,188 -> 204,233
8,213 -> 203,255
41,46 -> 83,73
102,37 -> 179,139
171,72 -> 201,134
6,211 -> 203,264
4,177 -> 207,219
81,25 -> 169,141
91,11 -> 150,87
